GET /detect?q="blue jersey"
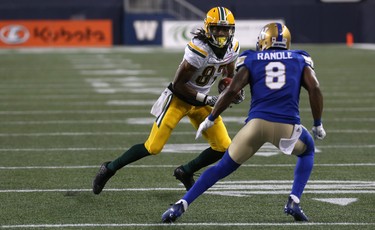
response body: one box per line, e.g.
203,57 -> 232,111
236,49 -> 314,124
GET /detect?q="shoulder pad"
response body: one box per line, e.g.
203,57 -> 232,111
186,38 -> 209,58
295,50 -> 314,69
295,50 -> 311,57
231,37 -> 240,54
235,50 -> 257,71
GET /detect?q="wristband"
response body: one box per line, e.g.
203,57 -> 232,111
196,92 -> 207,102
208,114 -> 216,121
314,119 -> 322,126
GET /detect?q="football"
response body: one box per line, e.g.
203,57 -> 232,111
218,77 -> 232,93
217,77 -> 245,104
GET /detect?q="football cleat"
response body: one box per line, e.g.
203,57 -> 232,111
284,196 -> 309,221
92,161 -> 115,195
161,202 -> 185,223
173,166 -> 195,191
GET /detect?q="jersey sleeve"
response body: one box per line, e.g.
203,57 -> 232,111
231,37 -> 241,61
296,50 -> 315,69
235,50 -> 254,71
183,39 -> 208,69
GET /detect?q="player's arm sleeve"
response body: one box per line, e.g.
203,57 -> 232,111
298,50 -> 315,69
235,55 -> 247,72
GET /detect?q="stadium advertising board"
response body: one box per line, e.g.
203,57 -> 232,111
0,20 -> 112,47
163,19 -> 284,49
123,13 -> 165,45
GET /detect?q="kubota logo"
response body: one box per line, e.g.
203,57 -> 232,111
0,25 -> 30,44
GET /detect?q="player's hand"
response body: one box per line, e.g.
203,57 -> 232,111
195,116 -> 215,139
312,124 -> 326,140
232,89 -> 245,104
204,95 -> 218,106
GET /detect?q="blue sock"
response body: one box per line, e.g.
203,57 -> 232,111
183,151 -> 240,205
291,127 -> 315,199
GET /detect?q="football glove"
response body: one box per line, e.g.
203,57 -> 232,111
312,124 -> 326,140
195,116 -> 215,139
232,89 -> 245,104
204,95 -> 218,106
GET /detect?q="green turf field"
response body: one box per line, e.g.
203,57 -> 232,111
0,45 -> 374,229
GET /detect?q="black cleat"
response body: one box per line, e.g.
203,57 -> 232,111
92,161 -> 115,195
173,166 -> 195,191
284,196 -> 309,221
161,202 -> 185,223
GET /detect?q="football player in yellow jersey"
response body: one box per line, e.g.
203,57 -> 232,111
92,6 -> 244,194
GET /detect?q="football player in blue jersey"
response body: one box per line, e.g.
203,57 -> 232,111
162,22 -> 326,223
92,7 -> 244,195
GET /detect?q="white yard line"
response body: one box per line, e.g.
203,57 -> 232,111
1,107 -> 375,115
0,129 -> 375,137
0,110 -> 149,115
1,117 -> 375,125
1,222 -> 374,228
0,163 -> 374,170
0,144 -> 375,152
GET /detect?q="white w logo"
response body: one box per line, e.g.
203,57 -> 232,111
133,21 -> 158,41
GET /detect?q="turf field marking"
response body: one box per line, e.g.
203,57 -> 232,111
0,109 -> 149,115
0,180 -> 374,194
0,189 -> 374,194
87,77 -> 167,94
0,163 -> 374,170
206,180 -> 375,197
354,43 -> 375,50
1,144 -> 375,152
0,47 -> 173,54
312,198 -> 358,206
0,142 -> 301,156
1,222 -> 374,228
1,117 -> 375,125
1,107 -> 374,115
1,129 -> 375,136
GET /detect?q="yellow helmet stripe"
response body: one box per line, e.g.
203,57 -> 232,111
188,41 -> 208,58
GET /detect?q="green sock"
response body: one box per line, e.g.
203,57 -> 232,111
107,143 -> 150,172
182,147 -> 225,175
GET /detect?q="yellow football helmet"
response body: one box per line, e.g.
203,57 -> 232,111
256,23 -> 291,51
204,7 -> 235,48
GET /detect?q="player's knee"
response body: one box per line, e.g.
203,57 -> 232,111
209,138 -> 231,152
299,128 -> 315,156
144,142 -> 162,155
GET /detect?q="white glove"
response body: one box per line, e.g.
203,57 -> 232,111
312,124 -> 326,140
204,95 -> 218,106
195,116 -> 215,139
232,89 -> 245,104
